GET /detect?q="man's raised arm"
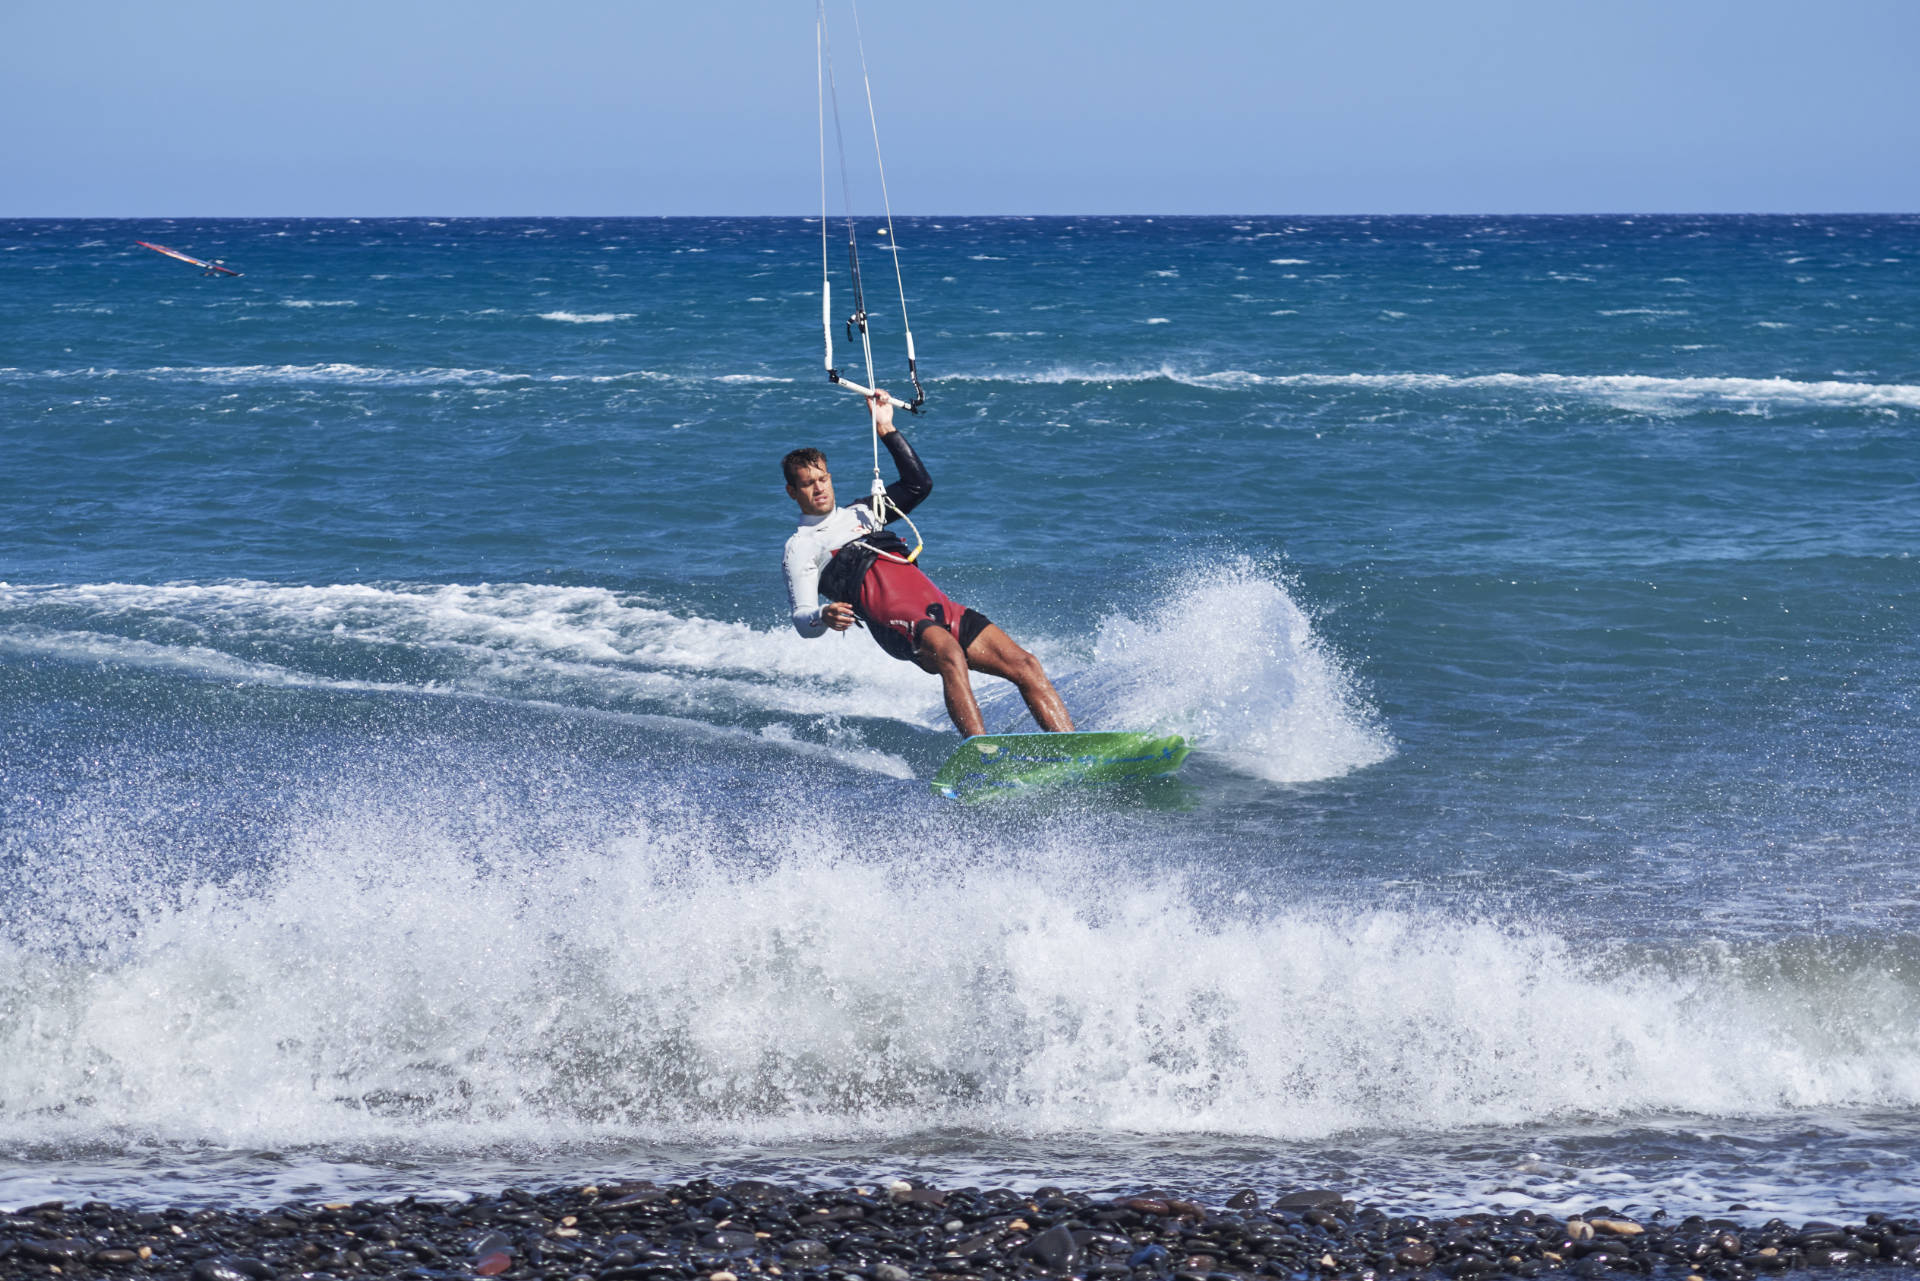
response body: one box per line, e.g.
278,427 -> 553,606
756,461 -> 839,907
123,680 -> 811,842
865,390 -> 932,518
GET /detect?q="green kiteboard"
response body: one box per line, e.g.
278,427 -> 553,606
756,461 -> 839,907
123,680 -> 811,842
930,731 -> 1190,801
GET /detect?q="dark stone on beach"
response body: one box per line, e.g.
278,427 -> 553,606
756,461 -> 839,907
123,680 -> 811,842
467,1229 -> 513,1256
1805,1246 -> 1865,1267
1027,1223 -> 1082,1271
701,1229 -> 761,1252
1129,1243 -> 1171,1269
191,1259 -> 262,1281
92,1248 -> 142,1265
784,1238 -> 833,1262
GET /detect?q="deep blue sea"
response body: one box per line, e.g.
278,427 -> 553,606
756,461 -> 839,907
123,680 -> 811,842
2,215 -> 1918,1220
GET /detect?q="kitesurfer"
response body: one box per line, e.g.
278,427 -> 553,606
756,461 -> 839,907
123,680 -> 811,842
782,389 -> 1074,738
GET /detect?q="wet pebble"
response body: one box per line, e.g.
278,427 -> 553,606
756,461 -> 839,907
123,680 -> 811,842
19,1239 -> 91,1263
1026,1222 -> 1081,1271
189,1260 -> 272,1281
697,1229 -> 759,1252
1130,1242 -> 1172,1268
473,1247 -> 513,1276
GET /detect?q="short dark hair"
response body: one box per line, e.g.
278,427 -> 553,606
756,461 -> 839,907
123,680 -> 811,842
782,447 -> 827,487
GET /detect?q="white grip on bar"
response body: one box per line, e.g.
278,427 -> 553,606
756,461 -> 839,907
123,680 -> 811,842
834,375 -> 887,400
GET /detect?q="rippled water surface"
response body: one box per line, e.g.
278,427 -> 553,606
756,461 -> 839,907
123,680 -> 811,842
2,216 -> 1918,1217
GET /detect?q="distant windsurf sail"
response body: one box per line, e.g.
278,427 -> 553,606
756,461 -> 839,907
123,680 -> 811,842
135,240 -> 242,277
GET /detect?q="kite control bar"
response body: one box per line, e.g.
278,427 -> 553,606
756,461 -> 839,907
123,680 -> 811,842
828,368 -> 923,413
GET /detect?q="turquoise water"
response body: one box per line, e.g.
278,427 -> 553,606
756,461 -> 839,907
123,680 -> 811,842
2,215 -> 1919,1216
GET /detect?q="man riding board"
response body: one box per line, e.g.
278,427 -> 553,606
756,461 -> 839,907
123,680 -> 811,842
783,389 -> 1074,739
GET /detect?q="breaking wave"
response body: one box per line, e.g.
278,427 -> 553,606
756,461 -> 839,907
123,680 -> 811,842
4,810 -> 1919,1150
931,366 -> 1920,411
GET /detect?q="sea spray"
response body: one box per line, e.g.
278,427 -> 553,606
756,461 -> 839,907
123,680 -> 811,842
7,789 -> 1920,1150
1068,561 -> 1393,782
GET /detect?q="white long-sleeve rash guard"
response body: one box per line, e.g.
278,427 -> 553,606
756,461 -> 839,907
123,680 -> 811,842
783,503 -> 890,637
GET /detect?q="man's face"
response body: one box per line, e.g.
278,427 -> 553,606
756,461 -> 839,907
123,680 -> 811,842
787,462 -> 835,516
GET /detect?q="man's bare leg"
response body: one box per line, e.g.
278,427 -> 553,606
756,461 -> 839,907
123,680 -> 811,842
959,624 -> 1074,732
913,626 -> 987,738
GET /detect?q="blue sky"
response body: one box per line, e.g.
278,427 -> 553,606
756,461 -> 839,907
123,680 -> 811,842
6,0 -> 1916,215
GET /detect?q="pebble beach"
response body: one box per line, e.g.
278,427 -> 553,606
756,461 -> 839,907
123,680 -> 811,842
8,1180 -> 1918,1281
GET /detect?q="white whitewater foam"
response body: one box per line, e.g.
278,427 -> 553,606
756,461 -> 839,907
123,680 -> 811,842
0,580 -> 946,729
538,311 -> 636,324
21,365 -> 788,388
930,365 -> 1920,410
0,626 -> 365,689
1296,371 -> 1920,412
6,815 -> 1920,1150
0,625 -> 916,780
144,363 -> 531,386
1075,563 -> 1393,783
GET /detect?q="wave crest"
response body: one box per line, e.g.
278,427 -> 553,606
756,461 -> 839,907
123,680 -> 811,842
1061,563 -> 1392,783
4,818 -> 1919,1148
931,366 -> 1920,410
